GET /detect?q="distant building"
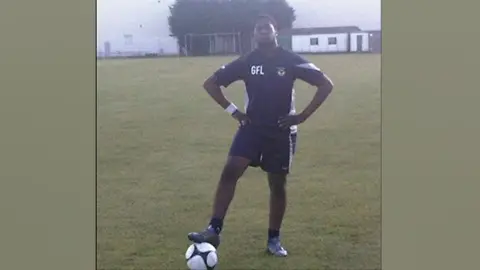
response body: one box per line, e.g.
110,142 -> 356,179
367,30 -> 382,53
279,26 -> 380,54
96,0 -> 179,57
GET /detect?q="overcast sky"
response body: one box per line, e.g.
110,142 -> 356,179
97,0 -> 381,31
291,0 -> 381,30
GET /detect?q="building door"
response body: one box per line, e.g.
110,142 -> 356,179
357,35 -> 363,52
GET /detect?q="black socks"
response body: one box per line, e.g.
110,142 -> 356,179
208,217 -> 223,235
268,229 -> 280,240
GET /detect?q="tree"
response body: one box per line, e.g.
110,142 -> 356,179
168,0 -> 296,55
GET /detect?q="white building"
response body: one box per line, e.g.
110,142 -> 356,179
280,26 -> 370,53
349,32 -> 371,52
97,0 -> 178,57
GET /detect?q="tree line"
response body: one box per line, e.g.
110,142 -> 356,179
168,0 -> 296,55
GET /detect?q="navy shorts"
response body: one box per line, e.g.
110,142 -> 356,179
228,125 -> 297,174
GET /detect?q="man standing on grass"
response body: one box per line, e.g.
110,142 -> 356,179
187,14 -> 334,257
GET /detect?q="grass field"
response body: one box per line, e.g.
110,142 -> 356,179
97,54 -> 381,270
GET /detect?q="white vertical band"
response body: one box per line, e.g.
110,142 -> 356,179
225,103 -> 238,115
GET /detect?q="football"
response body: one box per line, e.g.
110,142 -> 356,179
185,242 -> 218,270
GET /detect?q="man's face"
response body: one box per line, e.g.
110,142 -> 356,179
253,19 -> 276,44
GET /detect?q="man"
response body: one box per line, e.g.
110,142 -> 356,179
187,14 -> 334,257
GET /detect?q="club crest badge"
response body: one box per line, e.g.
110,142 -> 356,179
277,67 -> 286,77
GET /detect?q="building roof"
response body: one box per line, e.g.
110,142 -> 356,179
279,26 -> 362,36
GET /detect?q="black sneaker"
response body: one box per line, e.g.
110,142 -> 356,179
187,227 -> 220,248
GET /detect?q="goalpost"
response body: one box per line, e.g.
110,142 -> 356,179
183,32 -> 242,56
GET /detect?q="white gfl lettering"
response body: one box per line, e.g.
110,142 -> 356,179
251,65 -> 264,75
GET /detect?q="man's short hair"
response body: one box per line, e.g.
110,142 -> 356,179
256,13 -> 278,29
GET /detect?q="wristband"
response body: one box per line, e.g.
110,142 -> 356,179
225,103 -> 238,115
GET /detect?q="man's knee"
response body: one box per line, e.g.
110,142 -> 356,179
268,173 -> 287,196
220,156 -> 250,183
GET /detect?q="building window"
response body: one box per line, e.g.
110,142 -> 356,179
328,37 -> 337,45
124,34 -> 133,45
310,37 -> 319,46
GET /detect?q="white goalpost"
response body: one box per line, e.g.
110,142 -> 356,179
183,32 -> 242,56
